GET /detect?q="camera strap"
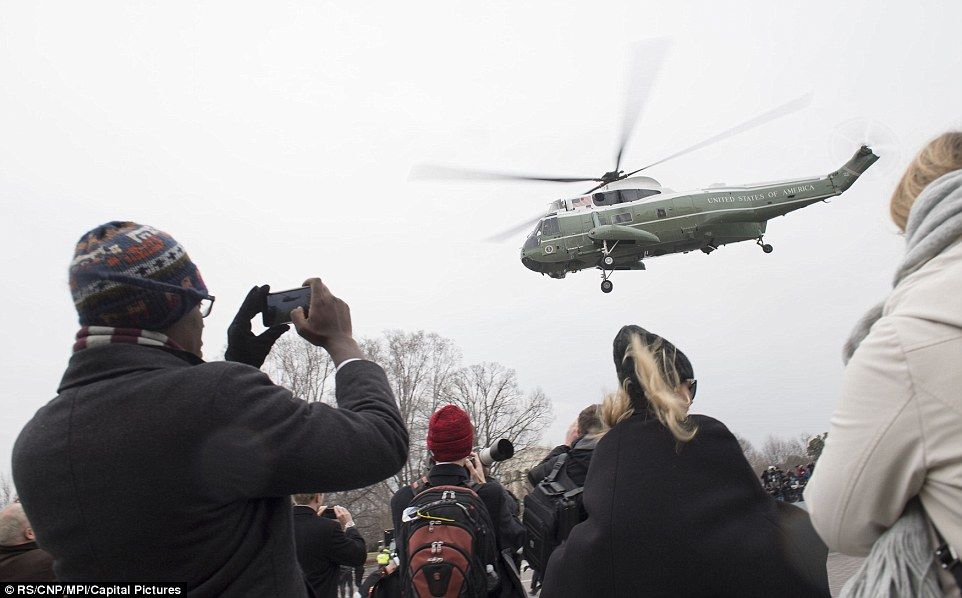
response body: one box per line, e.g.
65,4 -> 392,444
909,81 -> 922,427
934,525 -> 962,589
540,453 -> 570,496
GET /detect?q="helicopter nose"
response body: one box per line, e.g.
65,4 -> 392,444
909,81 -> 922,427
521,255 -> 554,273
521,256 -> 539,272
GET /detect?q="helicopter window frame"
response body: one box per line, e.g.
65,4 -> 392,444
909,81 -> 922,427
593,189 -> 661,207
613,212 -> 633,224
656,208 -> 668,219
540,217 -> 561,237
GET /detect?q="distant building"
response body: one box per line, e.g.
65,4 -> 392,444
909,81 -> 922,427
497,445 -> 554,500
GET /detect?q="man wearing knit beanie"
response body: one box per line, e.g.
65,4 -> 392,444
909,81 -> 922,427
426,404 -> 476,462
390,404 -> 526,597
12,221 -> 409,596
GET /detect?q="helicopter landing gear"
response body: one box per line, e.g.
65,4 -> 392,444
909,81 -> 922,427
599,265 -> 615,293
701,243 -> 717,254
757,238 -> 774,253
599,240 -> 619,268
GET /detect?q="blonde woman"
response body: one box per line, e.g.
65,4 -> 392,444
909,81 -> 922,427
540,326 -> 829,597
805,132 -> 962,596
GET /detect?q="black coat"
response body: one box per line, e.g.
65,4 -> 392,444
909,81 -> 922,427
525,437 -> 597,488
292,506 -> 366,598
541,414 -> 829,598
12,344 -> 408,597
0,542 -> 56,582
390,464 -> 525,597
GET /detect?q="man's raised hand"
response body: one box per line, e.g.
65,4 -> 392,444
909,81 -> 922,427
225,285 -> 289,368
290,278 -> 364,366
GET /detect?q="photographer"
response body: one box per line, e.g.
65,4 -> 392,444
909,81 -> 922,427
526,404 -> 602,488
292,493 -> 366,598
12,221 -> 408,595
390,405 -> 524,597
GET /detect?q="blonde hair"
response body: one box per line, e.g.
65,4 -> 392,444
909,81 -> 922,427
600,333 -> 697,443
890,132 -> 962,231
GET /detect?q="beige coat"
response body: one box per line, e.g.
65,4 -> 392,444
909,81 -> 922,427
805,238 -> 962,595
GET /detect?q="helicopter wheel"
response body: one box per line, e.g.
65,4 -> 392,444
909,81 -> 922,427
602,255 -> 615,267
762,244 -> 774,254
601,280 -> 614,293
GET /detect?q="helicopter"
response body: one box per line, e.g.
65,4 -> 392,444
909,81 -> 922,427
413,41 -> 880,293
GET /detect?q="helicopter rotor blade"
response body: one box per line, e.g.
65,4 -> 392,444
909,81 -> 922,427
622,92 -> 814,177
614,38 -> 672,173
484,213 -> 545,243
410,164 -> 602,184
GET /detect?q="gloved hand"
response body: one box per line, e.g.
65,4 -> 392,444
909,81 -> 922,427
225,285 -> 289,368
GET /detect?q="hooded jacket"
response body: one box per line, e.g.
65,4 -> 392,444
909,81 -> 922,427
805,239 -> 962,595
12,344 -> 408,596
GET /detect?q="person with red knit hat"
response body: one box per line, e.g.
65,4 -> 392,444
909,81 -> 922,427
390,404 -> 526,598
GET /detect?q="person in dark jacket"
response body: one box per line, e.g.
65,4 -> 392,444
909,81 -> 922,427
292,493 -> 366,598
390,405 -> 524,597
0,503 -> 55,582
11,222 -> 408,596
541,325 -> 830,598
524,404 -> 601,593
359,553 -> 400,598
526,403 -> 602,488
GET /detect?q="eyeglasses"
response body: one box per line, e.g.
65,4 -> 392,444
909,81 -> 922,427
99,272 -> 214,318
198,296 -> 215,318
687,379 -> 697,403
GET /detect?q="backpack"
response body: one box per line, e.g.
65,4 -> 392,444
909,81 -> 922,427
399,478 -> 499,598
522,453 -> 584,575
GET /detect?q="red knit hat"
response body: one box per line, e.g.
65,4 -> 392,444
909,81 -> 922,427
427,405 -> 474,462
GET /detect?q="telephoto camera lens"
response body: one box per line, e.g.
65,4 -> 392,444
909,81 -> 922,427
478,438 -> 515,466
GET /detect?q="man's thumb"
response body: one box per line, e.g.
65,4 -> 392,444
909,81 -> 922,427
290,307 -> 307,329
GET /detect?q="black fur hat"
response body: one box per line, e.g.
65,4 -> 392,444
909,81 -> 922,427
612,325 -> 694,409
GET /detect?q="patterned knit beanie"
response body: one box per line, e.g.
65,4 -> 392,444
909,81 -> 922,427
427,405 -> 474,462
613,325 -> 694,409
69,221 -> 208,330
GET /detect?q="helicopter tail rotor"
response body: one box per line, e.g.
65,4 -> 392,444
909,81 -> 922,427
826,118 -> 902,180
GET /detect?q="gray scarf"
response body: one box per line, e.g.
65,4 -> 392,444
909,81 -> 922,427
841,500 -> 943,598
843,168 -> 962,363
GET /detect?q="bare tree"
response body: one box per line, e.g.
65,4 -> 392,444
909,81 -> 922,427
735,435 -> 767,474
264,334 -> 336,404
445,361 -> 553,473
0,472 -> 13,508
362,330 -> 462,491
807,432 -> 828,463
759,434 -> 809,470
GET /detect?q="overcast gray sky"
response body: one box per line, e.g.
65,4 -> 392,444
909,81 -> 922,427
2,1 -> 961,481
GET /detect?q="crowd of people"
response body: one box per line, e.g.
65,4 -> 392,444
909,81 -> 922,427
2,131 -> 961,597
760,464 -> 814,503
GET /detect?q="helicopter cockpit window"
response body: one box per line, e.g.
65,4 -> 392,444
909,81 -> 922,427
540,217 -> 560,236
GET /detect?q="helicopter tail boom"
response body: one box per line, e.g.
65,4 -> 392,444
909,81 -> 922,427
830,145 -> 879,193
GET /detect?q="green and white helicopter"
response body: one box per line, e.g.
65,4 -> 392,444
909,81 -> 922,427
415,43 -> 881,293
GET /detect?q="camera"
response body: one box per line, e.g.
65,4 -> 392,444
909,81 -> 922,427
477,438 -> 515,467
262,286 -> 311,327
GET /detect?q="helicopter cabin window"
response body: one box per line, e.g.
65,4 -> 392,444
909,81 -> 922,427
540,217 -> 561,237
592,189 -> 661,206
656,208 -> 668,218
613,212 -> 632,224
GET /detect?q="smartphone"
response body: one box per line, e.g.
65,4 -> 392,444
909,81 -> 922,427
262,286 -> 311,327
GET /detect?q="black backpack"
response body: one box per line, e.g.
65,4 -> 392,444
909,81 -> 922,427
399,479 -> 499,598
522,453 -> 584,575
